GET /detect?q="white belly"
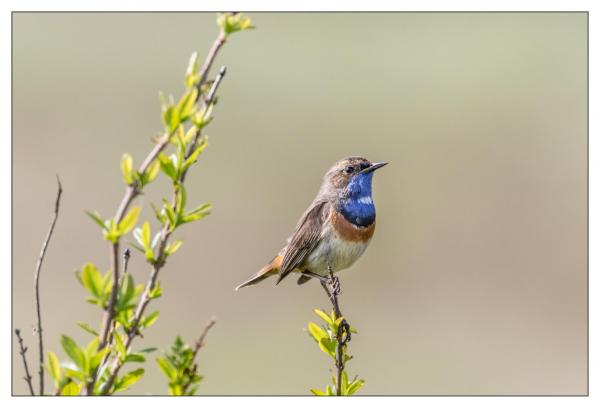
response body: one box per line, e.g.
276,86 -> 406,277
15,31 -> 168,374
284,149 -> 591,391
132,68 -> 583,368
303,227 -> 370,276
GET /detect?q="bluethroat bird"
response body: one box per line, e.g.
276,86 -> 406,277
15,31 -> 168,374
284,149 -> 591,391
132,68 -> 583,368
236,157 -> 387,290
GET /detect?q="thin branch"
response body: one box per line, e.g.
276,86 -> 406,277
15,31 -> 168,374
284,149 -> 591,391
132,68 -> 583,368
181,318 -> 217,395
33,176 -> 62,396
97,38 -> 228,395
15,329 -> 35,396
192,317 -> 217,358
320,271 -> 351,396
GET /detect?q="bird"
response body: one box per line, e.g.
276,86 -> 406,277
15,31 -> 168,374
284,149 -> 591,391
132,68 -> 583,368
235,156 -> 387,291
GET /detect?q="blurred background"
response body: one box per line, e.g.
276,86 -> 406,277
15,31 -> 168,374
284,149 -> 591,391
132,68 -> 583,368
12,13 -> 587,395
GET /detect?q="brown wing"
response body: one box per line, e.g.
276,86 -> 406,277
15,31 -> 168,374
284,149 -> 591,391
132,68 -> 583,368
276,200 -> 329,284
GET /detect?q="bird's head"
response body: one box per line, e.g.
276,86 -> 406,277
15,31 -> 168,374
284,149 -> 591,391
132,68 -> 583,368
320,156 -> 387,198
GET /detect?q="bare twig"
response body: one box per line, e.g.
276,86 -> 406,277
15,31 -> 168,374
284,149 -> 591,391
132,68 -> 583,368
192,317 -> 217,358
15,329 -> 35,396
180,318 -> 217,395
33,176 -> 62,396
320,270 -> 351,396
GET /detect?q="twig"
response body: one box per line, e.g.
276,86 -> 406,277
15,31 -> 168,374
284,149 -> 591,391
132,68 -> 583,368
180,318 -> 217,395
192,317 -> 217,358
15,329 -> 35,396
98,44 -> 228,396
33,176 -> 62,396
320,270 -> 350,396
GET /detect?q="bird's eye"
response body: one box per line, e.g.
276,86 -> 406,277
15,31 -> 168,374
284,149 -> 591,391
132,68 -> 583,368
360,162 -> 369,170
344,166 -> 354,174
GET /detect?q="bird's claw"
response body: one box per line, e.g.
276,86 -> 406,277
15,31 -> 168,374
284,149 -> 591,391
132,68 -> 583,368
327,275 -> 341,296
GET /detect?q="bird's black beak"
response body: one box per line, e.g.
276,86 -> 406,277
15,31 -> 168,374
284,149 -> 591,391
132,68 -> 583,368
361,161 -> 388,174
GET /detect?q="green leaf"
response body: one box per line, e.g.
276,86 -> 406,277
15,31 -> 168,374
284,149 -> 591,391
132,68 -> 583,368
156,356 -> 177,380
217,13 -> 254,35
149,282 -> 163,299
185,52 -> 200,88
141,310 -> 160,329
346,379 -> 365,395
84,337 -> 100,361
182,141 -> 207,171
177,88 -> 198,122
141,221 -> 151,249
60,335 -> 86,372
115,368 -> 144,392
124,353 -> 146,363
165,240 -> 183,256
139,347 -> 158,354
61,381 -> 81,396
114,332 -> 127,360
158,153 -> 178,181
319,338 -> 336,359
79,263 -> 103,299
118,206 -> 141,235
46,351 -> 62,387
310,388 -> 326,396
314,309 -> 333,325
76,322 -> 99,337
85,211 -> 108,230
308,322 -> 327,342
121,154 -> 134,185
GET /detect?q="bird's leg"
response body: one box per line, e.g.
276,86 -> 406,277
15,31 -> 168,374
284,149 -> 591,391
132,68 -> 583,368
326,267 -> 341,296
301,270 -> 328,282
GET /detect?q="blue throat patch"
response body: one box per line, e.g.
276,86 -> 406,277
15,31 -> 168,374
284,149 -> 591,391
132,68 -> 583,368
339,172 -> 376,227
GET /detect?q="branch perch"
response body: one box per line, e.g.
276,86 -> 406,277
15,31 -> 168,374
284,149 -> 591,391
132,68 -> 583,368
320,270 -> 351,396
33,176 -> 62,395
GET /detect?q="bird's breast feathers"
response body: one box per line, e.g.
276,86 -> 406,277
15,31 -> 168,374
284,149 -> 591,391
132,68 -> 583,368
302,209 -> 374,275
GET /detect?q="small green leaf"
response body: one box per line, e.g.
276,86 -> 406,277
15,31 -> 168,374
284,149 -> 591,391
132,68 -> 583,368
61,381 -> 81,396
149,282 -> 163,299
86,211 -> 107,230
60,335 -> 86,372
139,347 -> 158,354
308,322 -> 327,342
114,332 -> 127,360
314,309 -> 333,325
177,88 -> 198,122
84,337 -> 100,361
76,322 -> 99,337
319,338 -> 336,359
46,351 -> 62,387
165,240 -> 183,256
346,379 -> 365,395
124,353 -> 146,363
144,159 -> 161,185
118,206 -> 141,235
121,154 -> 134,185
310,388 -> 326,396
185,52 -> 200,88
158,153 -> 178,181
141,310 -> 160,329
115,368 -> 144,392
156,357 -> 177,380
79,263 -> 103,299
182,141 -> 207,171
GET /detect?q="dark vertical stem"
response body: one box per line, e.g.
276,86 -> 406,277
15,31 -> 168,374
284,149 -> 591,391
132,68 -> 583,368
15,329 -> 35,396
320,270 -> 347,397
33,176 -> 62,395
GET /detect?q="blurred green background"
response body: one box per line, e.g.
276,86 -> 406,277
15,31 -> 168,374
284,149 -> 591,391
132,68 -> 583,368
12,13 -> 587,395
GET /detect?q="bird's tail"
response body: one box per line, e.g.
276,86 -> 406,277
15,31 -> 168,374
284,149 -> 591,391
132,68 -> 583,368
235,255 -> 282,291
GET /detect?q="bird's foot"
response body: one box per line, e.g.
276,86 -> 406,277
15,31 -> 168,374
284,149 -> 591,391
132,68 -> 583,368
327,274 -> 341,296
